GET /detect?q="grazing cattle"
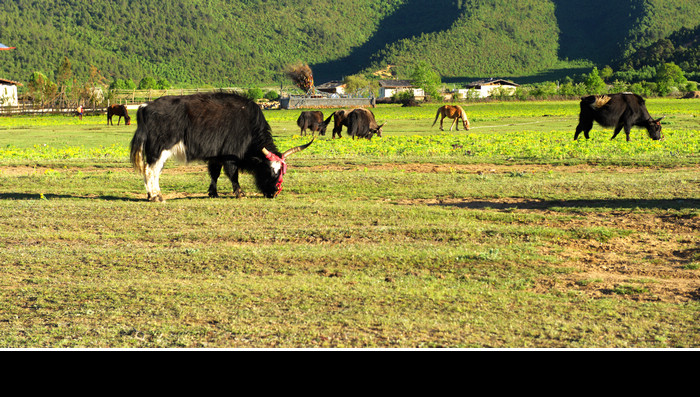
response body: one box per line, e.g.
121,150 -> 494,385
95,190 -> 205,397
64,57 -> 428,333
432,105 -> 470,131
330,109 -> 351,139
129,92 -> 314,202
296,111 -> 332,136
107,104 -> 131,126
575,93 -> 664,141
346,108 -> 385,140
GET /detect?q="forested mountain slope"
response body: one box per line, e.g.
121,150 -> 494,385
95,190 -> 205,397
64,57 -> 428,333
0,0 -> 697,87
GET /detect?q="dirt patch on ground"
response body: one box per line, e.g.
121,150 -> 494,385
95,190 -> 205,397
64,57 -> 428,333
403,197 -> 699,303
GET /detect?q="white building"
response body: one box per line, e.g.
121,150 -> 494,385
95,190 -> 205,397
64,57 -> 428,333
316,80 -> 347,96
378,80 -> 425,100
0,78 -> 20,106
456,78 -> 519,99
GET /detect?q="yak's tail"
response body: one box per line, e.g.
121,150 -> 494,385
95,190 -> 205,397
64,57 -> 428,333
129,105 -> 148,175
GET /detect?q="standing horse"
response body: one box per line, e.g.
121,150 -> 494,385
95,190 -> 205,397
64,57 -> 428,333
107,104 -> 131,126
432,105 -> 470,131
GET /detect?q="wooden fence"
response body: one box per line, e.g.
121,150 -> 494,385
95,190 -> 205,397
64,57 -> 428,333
109,87 -> 244,106
0,87 -> 247,115
0,104 -> 105,116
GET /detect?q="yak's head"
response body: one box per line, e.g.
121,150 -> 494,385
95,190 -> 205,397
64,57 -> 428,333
258,138 -> 314,198
371,122 -> 386,139
317,114 -> 335,136
646,117 -> 665,140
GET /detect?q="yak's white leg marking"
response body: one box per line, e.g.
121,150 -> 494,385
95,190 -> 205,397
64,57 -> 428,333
144,141 -> 186,202
170,141 -> 187,163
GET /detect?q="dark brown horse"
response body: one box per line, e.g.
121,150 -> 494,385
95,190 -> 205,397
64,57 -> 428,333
432,105 -> 470,131
107,104 -> 131,126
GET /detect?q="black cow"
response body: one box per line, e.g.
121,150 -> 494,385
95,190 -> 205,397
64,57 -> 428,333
346,108 -> 385,140
574,93 -> 664,141
129,92 -> 313,202
330,109 -> 351,139
296,111 -> 332,136
107,104 -> 131,126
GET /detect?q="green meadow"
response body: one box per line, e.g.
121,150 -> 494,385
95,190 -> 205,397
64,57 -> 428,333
0,98 -> 698,348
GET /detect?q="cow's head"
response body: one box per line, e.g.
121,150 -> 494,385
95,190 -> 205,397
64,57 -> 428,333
259,138 -> 314,198
647,117 -> 665,140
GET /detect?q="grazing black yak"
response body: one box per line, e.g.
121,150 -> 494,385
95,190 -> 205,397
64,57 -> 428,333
296,111 -> 332,136
346,108 -> 385,140
574,93 -> 664,141
130,92 -> 313,202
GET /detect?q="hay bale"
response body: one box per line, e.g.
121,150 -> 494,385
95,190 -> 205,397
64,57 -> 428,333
286,62 -> 315,94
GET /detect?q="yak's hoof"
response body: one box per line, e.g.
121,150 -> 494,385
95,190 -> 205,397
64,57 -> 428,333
148,194 -> 165,202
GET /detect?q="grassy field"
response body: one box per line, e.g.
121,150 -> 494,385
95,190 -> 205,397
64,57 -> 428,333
0,98 -> 698,348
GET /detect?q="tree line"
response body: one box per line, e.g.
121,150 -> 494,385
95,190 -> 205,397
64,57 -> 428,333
1,0 -> 697,99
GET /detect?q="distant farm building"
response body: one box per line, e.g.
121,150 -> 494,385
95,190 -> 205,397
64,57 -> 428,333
0,78 -> 21,107
456,78 -> 519,99
316,80 -> 346,96
378,80 -> 425,100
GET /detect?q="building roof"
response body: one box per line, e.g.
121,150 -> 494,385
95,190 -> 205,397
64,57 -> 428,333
316,80 -> 346,90
465,78 -> 519,88
379,79 -> 416,88
0,78 -> 22,86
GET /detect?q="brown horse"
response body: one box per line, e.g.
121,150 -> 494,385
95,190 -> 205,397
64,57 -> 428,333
107,104 -> 131,126
432,105 -> 470,131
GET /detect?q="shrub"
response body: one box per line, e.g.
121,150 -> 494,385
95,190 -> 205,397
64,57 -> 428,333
246,87 -> 264,101
264,90 -> 280,101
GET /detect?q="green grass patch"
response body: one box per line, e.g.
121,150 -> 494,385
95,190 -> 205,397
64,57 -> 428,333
0,99 -> 698,348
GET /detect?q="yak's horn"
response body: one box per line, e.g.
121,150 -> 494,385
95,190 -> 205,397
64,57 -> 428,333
282,137 -> 315,158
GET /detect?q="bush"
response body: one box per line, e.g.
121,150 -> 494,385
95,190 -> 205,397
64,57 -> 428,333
156,78 -> 171,90
264,90 -> 280,101
246,87 -> 264,101
584,67 -> 607,94
138,77 -> 157,90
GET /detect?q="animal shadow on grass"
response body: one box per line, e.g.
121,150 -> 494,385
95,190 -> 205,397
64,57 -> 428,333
430,198 -> 700,211
0,193 -> 143,202
0,192 -> 263,202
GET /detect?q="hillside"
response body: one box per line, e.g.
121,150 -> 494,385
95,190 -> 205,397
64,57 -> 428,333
617,25 -> 700,75
0,0 -> 698,87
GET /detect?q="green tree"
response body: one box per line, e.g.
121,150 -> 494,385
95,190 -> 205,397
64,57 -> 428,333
246,87 -> 264,101
584,67 -> 607,94
409,62 -> 441,101
655,62 -> 687,95
600,66 -> 614,82
343,74 -> 376,96
138,77 -> 157,90
27,71 -> 58,107
55,57 -> 74,106
264,90 -> 280,101
156,78 -> 171,89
